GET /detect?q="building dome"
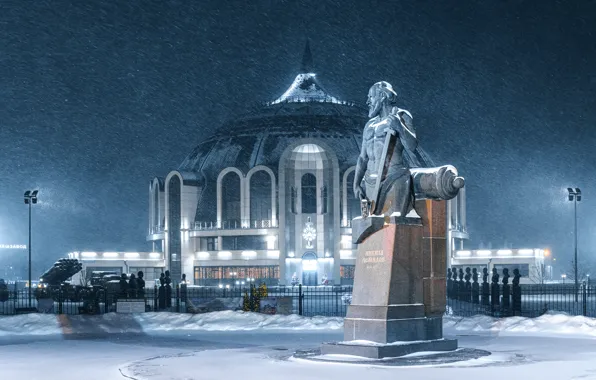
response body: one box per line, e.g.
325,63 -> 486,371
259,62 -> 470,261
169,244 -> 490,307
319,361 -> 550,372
178,43 -> 434,224
146,42 -> 463,287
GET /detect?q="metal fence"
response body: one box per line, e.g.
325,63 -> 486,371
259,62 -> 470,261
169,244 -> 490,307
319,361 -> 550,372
3,283 -> 596,319
446,280 -> 596,318
0,285 -> 353,317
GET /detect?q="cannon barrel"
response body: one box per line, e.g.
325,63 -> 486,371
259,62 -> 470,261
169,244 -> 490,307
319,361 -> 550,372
411,165 -> 464,201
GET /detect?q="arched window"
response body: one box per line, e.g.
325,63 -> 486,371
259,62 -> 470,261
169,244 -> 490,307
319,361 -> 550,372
221,172 -> 241,225
167,175 -> 181,281
153,185 -> 160,227
301,173 -> 317,214
345,171 -> 360,221
250,171 -> 272,223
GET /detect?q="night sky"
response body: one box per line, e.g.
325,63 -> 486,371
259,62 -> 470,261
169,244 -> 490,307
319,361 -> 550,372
0,0 -> 594,277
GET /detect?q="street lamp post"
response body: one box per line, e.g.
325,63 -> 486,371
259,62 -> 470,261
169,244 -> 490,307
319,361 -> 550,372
567,188 -> 581,302
24,190 -> 38,308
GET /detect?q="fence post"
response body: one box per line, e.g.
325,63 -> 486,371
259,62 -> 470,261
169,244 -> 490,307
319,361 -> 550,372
491,276 -> 500,315
298,284 -> 303,316
583,281 -> 587,316
176,284 -> 180,313
335,287 -> 339,316
58,286 -> 63,314
103,287 -> 108,314
154,285 -> 158,311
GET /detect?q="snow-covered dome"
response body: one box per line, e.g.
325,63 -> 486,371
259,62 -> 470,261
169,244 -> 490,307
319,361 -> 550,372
177,42 -> 434,222
269,73 -> 343,105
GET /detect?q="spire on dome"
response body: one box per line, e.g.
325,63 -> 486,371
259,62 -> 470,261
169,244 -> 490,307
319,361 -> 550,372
300,39 -> 313,73
268,41 -> 354,106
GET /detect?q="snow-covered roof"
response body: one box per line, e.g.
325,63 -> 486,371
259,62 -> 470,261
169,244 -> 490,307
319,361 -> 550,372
268,73 -> 348,105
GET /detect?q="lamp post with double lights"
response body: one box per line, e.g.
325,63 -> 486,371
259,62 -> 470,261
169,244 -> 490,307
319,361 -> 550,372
567,188 -> 581,302
24,190 -> 38,308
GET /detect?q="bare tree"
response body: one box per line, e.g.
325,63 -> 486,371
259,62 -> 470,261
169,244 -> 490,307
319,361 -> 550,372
531,262 -> 549,285
565,258 -> 595,283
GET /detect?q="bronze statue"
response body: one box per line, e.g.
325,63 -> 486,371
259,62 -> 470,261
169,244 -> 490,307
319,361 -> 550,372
351,81 -> 464,244
353,81 -> 417,217
353,81 -> 464,219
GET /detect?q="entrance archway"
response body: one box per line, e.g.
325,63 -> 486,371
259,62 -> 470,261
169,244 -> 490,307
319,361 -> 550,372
302,251 -> 318,286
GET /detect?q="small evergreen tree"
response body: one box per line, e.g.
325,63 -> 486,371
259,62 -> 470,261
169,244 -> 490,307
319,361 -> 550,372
242,290 -> 251,312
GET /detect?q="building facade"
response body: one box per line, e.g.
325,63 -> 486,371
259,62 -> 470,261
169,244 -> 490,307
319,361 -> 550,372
146,45 -> 468,286
68,251 -> 166,285
450,248 -> 547,284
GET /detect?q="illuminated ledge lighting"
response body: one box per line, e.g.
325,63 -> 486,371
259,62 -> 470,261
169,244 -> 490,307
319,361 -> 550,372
476,250 -> 492,256
81,252 -> 97,258
197,251 -> 210,259
241,250 -> 257,259
103,252 -> 119,258
267,250 -> 279,259
149,252 -> 161,258
518,249 -> 534,255
456,250 -> 471,257
124,252 -> 140,258
497,250 -> 512,255
218,251 -> 232,259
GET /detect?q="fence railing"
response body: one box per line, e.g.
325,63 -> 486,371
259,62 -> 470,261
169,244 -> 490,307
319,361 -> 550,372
0,284 -> 353,317
3,282 -> 596,319
148,225 -> 165,234
447,278 -> 595,318
193,220 -> 276,231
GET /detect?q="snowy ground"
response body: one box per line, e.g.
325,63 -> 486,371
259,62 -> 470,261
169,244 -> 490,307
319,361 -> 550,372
1,311 -> 596,379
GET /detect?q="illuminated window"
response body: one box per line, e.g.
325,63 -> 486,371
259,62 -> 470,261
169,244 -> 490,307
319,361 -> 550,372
340,265 -> 355,279
250,171 -> 272,221
193,266 -> 280,285
222,172 -> 241,225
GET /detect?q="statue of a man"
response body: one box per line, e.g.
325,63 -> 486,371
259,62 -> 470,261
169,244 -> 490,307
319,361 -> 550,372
353,81 -> 417,217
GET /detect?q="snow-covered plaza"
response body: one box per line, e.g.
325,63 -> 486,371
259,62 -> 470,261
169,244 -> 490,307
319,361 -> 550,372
1,311 -> 596,379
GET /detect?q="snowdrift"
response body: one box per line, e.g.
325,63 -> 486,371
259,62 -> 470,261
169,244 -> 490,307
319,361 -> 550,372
0,311 -> 343,336
0,313 -> 61,336
2,311 -> 596,338
444,312 -> 596,337
135,310 -> 344,332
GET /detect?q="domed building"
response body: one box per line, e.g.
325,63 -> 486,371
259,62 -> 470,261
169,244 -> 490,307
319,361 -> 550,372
146,43 -> 469,286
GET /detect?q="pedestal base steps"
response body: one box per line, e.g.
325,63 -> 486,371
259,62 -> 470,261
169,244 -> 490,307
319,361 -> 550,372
321,338 -> 458,359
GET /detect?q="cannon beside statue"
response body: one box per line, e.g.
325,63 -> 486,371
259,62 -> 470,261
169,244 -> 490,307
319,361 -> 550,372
411,165 -> 464,201
352,165 -> 464,244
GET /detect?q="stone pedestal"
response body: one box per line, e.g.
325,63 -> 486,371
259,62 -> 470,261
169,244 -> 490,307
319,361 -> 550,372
322,200 -> 457,359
